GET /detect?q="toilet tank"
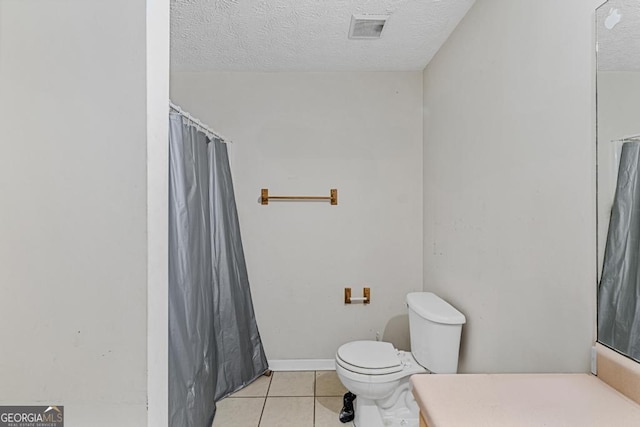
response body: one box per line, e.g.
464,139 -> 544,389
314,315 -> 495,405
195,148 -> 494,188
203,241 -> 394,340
406,292 -> 466,374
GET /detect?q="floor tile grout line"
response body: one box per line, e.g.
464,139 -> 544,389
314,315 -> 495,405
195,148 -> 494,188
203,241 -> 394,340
257,373 -> 273,427
224,396 -> 265,400
313,370 -> 317,427
261,396 -> 317,399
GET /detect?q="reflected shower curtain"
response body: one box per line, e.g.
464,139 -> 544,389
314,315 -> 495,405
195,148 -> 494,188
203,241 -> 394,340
168,112 -> 268,427
599,141 -> 640,362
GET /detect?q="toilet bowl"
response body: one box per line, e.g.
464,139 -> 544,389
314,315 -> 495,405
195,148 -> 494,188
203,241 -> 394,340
335,292 -> 466,427
335,341 -> 427,427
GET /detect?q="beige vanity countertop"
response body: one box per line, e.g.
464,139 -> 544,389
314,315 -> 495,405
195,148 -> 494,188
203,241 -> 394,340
411,373 -> 640,427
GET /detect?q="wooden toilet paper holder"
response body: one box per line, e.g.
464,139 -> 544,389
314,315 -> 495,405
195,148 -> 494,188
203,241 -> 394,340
344,287 -> 370,304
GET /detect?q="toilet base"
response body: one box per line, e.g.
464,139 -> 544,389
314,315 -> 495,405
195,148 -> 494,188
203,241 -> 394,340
352,380 -> 420,427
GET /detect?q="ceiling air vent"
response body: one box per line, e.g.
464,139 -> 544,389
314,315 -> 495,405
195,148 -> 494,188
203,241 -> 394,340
349,14 -> 389,39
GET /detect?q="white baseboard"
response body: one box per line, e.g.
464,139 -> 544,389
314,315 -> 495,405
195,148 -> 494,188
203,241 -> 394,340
268,359 -> 335,371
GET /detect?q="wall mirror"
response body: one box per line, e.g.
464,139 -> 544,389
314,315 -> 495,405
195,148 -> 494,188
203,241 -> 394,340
596,0 -> 640,361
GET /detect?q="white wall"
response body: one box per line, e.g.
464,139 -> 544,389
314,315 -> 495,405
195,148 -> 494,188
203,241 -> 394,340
422,0 -> 601,373
171,72 -> 423,360
0,1 -> 151,425
147,0 -> 170,426
596,72 -> 640,276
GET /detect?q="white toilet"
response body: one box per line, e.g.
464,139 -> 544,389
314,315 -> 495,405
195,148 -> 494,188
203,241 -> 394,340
335,292 -> 466,427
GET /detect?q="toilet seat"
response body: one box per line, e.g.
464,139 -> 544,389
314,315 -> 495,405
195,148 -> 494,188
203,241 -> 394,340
336,341 -> 403,375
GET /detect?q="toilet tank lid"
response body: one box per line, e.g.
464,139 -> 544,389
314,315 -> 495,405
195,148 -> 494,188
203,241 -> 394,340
406,292 -> 466,325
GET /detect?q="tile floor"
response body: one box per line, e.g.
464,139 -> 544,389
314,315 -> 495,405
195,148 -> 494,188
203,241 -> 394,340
212,370 -> 352,427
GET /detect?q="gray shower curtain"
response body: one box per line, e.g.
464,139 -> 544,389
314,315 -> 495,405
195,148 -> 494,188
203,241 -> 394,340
168,112 -> 269,427
599,141 -> 640,362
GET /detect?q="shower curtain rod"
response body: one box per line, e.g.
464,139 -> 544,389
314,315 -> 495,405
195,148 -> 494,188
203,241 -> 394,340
169,101 -> 231,144
613,134 -> 640,142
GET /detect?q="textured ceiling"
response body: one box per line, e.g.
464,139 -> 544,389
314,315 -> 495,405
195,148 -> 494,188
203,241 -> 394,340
597,0 -> 640,71
170,0 -> 476,72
